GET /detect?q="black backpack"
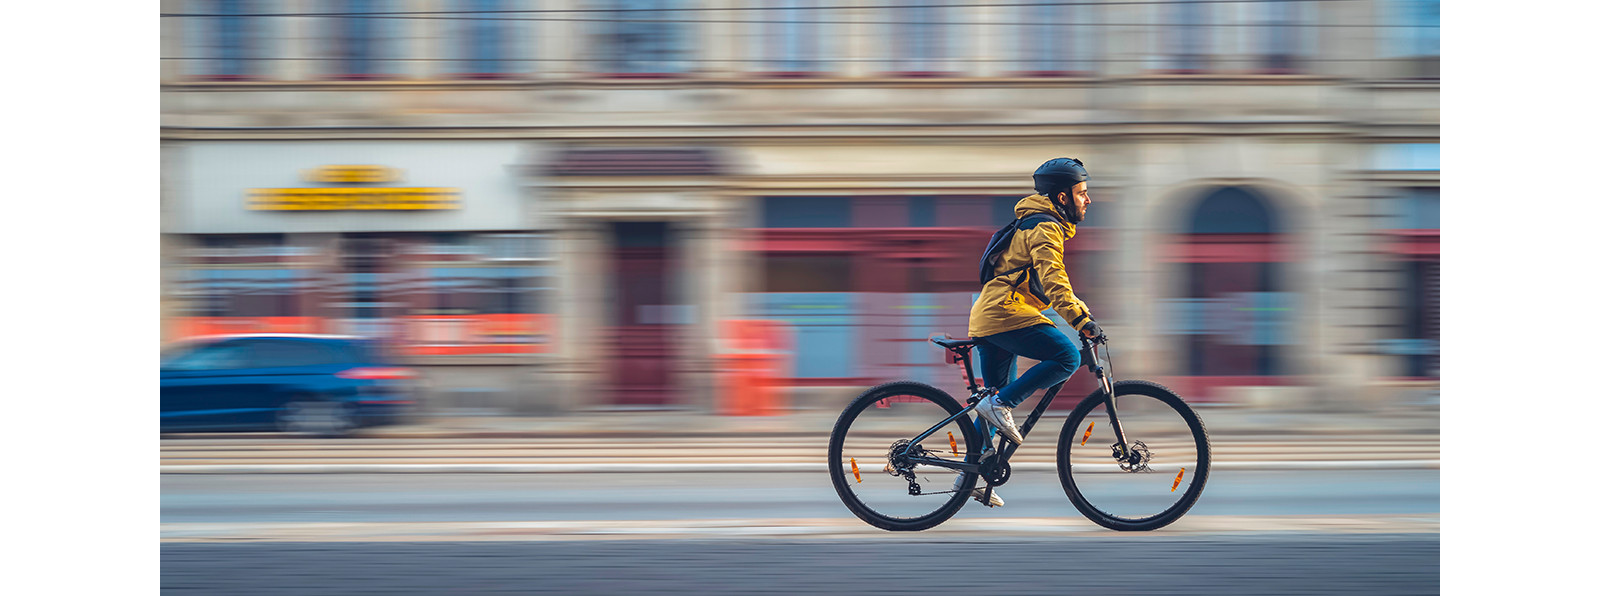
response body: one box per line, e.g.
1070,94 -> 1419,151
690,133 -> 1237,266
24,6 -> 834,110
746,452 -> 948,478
979,212 -> 1061,289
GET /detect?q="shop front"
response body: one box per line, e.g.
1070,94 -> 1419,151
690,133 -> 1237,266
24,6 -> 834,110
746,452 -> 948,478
166,141 -> 557,412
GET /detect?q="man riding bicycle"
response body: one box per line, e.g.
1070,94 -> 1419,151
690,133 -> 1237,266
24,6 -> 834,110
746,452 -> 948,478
959,157 -> 1104,507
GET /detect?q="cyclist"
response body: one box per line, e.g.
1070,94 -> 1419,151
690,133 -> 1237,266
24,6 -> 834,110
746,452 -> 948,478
957,157 -> 1104,507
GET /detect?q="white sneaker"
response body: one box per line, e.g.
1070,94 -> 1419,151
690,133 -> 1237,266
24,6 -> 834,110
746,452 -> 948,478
976,394 -> 1024,444
953,474 -> 1004,507
971,486 -> 1004,507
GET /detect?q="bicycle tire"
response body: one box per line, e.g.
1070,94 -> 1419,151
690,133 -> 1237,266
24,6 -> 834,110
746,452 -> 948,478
1055,380 -> 1211,531
828,381 -> 983,532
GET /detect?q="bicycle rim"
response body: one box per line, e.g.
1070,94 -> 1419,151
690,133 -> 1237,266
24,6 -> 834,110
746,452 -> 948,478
829,382 -> 981,531
1057,381 -> 1210,531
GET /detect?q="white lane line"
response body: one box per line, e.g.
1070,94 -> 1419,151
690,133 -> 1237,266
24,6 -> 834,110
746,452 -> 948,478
160,514 -> 1441,542
160,459 -> 1440,474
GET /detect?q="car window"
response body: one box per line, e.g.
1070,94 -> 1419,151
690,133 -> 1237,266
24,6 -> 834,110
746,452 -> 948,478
344,340 -> 390,365
162,343 -> 248,371
238,340 -> 348,368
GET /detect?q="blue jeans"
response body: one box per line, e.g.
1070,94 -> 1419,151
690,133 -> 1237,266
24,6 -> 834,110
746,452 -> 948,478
974,323 -> 1082,442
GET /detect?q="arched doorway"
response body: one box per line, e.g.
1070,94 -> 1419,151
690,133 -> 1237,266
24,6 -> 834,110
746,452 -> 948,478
1169,186 -> 1295,395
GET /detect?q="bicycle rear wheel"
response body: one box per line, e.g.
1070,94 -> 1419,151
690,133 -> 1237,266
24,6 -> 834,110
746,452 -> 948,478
828,381 -> 983,532
1056,380 -> 1211,531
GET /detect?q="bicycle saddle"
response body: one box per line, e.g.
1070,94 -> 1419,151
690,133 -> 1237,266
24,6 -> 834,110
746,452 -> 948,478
929,336 -> 978,349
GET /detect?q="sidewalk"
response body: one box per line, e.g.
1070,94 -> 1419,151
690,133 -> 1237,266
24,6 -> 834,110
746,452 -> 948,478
160,405 -> 1439,474
352,403 -> 1441,440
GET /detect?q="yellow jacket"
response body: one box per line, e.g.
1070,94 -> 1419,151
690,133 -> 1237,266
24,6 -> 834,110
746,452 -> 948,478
967,194 -> 1094,338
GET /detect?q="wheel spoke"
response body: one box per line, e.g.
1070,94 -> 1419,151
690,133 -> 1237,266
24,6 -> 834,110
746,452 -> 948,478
1057,382 -> 1210,531
829,383 -> 980,531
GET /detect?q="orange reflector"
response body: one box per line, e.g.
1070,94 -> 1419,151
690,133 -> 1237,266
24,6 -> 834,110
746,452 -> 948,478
851,458 -> 862,483
948,432 -> 960,457
1080,422 -> 1094,446
1171,467 -> 1186,492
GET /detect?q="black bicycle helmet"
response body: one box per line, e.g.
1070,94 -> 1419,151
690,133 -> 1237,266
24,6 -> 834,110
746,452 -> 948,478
1033,157 -> 1091,196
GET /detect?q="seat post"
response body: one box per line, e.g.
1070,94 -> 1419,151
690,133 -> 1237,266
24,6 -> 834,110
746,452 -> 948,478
956,347 -> 980,395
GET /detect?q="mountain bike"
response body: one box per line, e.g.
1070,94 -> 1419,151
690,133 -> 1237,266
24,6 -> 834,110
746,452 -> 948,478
827,334 -> 1211,532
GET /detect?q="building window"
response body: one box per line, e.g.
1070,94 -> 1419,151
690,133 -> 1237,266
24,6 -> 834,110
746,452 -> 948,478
451,0 -> 518,78
395,233 -> 555,354
761,0 -> 823,75
404,233 -> 552,316
177,235 -> 319,337
594,0 -> 690,76
1371,144 -> 1442,171
1013,1 -> 1096,76
888,0 -> 951,75
765,255 -> 854,293
419,267 -> 545,315
1166,187 -> 1295,379
1165,0 -> 1210,72
1385,0 -> 1440,78
908,197 -> 937,227
1382,188 -> 1439,379
761,197 -> 853,228
1257,1 -> 1306,73
189,269 -> 305,317
186,0 -> 270,79
329,0 -> 397,79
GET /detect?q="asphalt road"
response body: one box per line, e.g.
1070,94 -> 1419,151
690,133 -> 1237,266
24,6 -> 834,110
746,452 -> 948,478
162,469 -> 1439,594
162,535 -> 1439,595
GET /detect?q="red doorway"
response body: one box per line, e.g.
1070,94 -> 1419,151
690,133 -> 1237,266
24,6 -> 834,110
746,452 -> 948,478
605,222 -> 684,406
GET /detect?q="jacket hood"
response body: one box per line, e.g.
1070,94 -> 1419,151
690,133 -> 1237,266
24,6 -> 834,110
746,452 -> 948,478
1014,194 -> 1077,240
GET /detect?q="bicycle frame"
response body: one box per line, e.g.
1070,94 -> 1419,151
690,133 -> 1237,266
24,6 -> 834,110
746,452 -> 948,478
902,337 -> 1127,474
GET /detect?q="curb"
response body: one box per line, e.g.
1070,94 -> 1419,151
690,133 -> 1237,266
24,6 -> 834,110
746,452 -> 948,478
160,459 -> 1440,474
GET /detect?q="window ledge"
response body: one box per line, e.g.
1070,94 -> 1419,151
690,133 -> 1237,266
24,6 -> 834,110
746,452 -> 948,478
1120,72 -> 1341,85
163,72 -> 1371,91
1352,79 -> 1441,90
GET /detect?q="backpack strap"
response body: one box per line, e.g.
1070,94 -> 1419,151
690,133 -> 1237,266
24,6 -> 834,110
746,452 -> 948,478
1017,212 -> 1062,230
996,212 -> 1063,288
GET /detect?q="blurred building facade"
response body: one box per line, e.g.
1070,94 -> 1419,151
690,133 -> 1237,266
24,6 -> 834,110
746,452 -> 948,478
160,1 -> 1440,413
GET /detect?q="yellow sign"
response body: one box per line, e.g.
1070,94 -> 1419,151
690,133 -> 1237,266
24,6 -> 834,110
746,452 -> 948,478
303,165 -> 402,183
248,187 -> 461,211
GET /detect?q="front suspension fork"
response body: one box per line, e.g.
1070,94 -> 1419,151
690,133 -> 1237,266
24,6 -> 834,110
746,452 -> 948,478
1085,341 -> 1132,459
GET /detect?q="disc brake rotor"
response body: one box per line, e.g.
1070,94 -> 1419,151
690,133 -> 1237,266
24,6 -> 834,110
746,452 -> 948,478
1111,440 -> 1152,473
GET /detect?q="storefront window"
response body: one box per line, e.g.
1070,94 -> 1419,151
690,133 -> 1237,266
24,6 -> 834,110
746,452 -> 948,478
762,196 -> 853,228
190,269 -> 304,317
1383,187 -> 1440,379
395,232 -> 554,355
177,235 -> 320,337
764,255 -> 853,293
1164,187 -> 1297,383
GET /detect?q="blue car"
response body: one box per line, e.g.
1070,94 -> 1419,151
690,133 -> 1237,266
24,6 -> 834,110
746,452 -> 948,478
161,334 -> 417,436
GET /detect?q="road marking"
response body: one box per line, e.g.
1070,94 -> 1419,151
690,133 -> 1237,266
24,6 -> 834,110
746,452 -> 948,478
161,514 -> 1440,543
160,459 -> 1440,474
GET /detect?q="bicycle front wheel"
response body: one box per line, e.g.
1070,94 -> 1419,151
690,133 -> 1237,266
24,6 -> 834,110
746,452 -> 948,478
1056,380 -> 1211,531
828,381 -> 983,532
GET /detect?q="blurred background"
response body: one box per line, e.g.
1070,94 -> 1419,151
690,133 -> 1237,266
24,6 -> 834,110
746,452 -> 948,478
159,0 -> 1440,424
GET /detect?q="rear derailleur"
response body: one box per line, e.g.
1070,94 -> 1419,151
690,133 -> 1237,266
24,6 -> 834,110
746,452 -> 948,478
886,439 -> 924,495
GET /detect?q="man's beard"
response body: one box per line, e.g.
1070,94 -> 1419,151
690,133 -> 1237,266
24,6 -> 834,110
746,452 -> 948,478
1059,200 -> 1084,224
